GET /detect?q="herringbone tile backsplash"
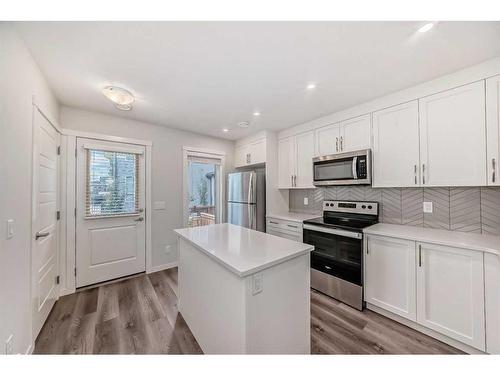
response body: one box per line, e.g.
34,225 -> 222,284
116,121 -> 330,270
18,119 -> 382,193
289,186 -> 500,235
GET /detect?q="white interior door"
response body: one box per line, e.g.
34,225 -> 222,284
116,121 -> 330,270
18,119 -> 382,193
32,108 -> 60,339
76,138 -> 146,288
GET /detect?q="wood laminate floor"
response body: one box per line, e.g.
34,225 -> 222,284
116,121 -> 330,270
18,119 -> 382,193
34,268 -> 463,354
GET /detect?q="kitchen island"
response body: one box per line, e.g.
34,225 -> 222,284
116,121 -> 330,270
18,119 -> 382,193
174,223 -> 314,354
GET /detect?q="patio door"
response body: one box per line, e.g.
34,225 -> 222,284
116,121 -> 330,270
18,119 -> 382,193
184,150 -> 224,227
76,138 -> 146,287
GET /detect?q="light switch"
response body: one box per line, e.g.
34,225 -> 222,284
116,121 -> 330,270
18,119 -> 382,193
6,219 -> 14,239
153,201 -> 166,210
252,273 -> 263,295
303,197 -> 309,206
423,202 -> 433,213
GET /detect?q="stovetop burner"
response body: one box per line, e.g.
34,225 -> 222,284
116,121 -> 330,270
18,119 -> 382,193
303,200 -> 379,232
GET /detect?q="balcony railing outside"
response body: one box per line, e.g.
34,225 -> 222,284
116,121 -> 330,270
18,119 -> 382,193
188,205 -> 215,227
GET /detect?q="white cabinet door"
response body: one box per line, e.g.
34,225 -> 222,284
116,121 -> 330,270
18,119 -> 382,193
485,253 -> 500,354
372,101 -> 420,187
249,138 -> 266,165
419,81 -> 486,186
486,75 -> 500,186
365,235 -> 417,321
278,137 -> 295,188
416,242 -> 485,350
315,123 -> 341,156
234,144 -> 250,168
295,131 -> 315,188
340,114 -> 371,152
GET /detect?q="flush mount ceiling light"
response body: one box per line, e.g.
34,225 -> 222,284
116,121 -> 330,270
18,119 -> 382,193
102,86 -> 135,111
306,83 -> 317,90
222,128 -> 230,132
253,111 -> 261,117
238,121 -> 250,128
418,22 -> 435,33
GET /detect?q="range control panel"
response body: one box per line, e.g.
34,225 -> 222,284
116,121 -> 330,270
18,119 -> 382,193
323,200 -> 379,215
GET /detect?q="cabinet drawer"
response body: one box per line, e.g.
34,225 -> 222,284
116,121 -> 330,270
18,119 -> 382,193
266,217 -> 303,233
267,228 -> 302,242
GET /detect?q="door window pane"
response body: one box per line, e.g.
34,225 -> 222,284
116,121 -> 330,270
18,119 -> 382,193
86,149 -> 139,217
187,161 -> 217,227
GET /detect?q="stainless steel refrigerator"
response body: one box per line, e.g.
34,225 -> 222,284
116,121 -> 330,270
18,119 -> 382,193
227,169 -> 266,232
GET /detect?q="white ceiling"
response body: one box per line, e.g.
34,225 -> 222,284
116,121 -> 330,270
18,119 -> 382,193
14,21 -> 500,140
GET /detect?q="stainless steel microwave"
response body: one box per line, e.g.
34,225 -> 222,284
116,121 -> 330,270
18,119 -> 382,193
313,149 -> 371,186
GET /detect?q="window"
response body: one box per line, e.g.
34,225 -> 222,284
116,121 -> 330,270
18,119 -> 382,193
86,149 -> 139,217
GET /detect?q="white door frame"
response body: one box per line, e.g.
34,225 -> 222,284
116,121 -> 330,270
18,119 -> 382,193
182,146 -> 226,227
31,99 -> 62,343
59,128 -> 152,296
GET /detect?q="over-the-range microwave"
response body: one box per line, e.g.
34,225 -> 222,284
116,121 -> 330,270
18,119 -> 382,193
313,149 -> 371,186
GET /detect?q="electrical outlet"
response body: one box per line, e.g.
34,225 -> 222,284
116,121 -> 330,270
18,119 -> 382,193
252,273 -> 263,295
5,334 -> 13,354
423,201 -> 433,213
164,245 -> 172,254
303,197 -> 309,206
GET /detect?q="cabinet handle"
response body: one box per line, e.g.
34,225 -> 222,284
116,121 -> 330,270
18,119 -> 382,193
291,175 -> 293,187
287,224 -> 298,229
340,136 -> 344,151
493,158 -> 496,183
414,164 -> 417,185
35,231 -> 50,240
418,244 -> 422,267
293,175 -> 297,187
269,221 -> 278,224
336,137 -> 339,152
422,164 -> 426,185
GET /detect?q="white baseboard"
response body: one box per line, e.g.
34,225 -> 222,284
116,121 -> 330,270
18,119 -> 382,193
148,261 -> 178,274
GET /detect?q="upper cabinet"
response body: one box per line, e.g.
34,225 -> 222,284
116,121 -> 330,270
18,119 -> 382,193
314,114 -> 371,157
486,75 -> 500,186
278,131 -> 315,189
234,138 -> 267,168
419,81 -> 486,186
372,101 -> 420,187
340,114 -> 372,152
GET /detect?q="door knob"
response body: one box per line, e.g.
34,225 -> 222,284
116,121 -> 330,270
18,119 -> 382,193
134,217 -> 144,222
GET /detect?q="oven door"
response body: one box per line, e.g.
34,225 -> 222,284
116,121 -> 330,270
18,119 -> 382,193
303,224 -> 363,286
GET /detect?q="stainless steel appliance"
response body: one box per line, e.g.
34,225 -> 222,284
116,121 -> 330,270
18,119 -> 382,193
303,200 -> 379,310
313,149 -> 371,186
227,169 -> 266,232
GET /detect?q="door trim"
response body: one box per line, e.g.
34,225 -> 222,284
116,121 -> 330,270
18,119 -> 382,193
31,102 -> 61,341
60,130 -> 152,295
182,147 -> 226,227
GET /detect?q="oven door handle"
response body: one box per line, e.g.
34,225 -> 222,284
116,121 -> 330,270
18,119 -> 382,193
303,224 -> 363,239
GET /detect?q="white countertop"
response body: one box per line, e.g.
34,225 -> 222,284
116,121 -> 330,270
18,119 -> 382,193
364,223 -> 500,255
266,212 -> 321,223
174,223 -> 314,277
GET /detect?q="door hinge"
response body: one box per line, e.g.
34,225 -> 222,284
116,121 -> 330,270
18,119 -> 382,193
56,210 -> 61,220
57,145 -> 61,155
55,275 -> 60,284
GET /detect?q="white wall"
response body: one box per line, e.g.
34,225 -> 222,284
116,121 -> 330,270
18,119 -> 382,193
60,107 -> 235,268
0,23 -> 59,354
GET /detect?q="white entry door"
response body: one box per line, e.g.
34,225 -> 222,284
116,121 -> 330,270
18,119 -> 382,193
32,108 -> 60,339
76,138 -> 146,287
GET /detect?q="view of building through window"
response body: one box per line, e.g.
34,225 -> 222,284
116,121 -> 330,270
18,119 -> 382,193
188,161 -> 217,227
86,149 -> 139,216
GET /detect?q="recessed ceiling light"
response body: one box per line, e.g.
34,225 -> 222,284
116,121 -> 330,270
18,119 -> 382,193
306,83 -> 317,90
418,23 -> 434,33
102,86 -> 135,110
238,121 -> 250,128
253,111 -> 261,117
222,128 -> 230,132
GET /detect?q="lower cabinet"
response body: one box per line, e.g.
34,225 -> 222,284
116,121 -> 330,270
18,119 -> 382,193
416,242 -> 485,351
485,253 -> 500,354
365,235 -> 416,321
365,235 -> 487,351
266,217 -> 303,242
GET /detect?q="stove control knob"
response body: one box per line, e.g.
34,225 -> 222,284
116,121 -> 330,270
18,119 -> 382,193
368,205 -> 373,209
362,205 -> 366,209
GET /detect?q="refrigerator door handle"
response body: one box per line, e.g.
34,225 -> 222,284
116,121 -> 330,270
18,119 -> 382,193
248,172 -> 253,204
